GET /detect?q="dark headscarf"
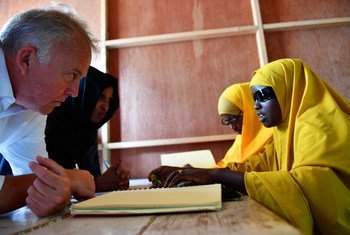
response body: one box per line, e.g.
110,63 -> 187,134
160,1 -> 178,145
45,66 -> 119,177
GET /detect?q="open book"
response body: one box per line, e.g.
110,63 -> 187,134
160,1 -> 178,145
70,184 -> 222,215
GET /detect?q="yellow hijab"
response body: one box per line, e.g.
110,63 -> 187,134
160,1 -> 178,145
216,83 -> 273,169
246,58 -> 350,234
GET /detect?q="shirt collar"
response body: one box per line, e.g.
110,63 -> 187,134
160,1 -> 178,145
0,49 -> 14,99
0,48 -> 25,115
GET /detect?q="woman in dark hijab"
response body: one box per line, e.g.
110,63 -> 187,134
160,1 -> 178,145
45,66 -> 129,192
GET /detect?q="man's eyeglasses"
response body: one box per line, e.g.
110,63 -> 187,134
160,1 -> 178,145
221,112 -> 242,126
253,87 -> 276,102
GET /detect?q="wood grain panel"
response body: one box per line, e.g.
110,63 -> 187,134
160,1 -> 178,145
108,36 -> 259,142
110,140 -> 234,179
260,0 -> 350,23
0,0 -> 100,40
107,0 -> 253,39
265,26 -> 350,99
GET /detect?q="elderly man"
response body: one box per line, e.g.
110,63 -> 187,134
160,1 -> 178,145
0,5 -> 96,216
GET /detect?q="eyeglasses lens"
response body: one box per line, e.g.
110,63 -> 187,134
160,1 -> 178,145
222,117 -> 236,125
221,113 -> 242,125
253,87 -> 276,102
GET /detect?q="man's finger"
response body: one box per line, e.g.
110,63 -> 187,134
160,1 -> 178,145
35,156 -> 66,176
29,161 -> 66,189
27,185 -> 45,205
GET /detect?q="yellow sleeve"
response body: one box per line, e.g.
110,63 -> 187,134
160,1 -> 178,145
215,135 -> 241,168
245,166 -> 350,234
226,139 -> 278,172
245,170 -> 313,234
290,166 -> 350,234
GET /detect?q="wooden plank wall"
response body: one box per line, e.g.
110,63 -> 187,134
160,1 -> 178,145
261,0 -> 350,98
107,0 -> 259,177
0,0 -> 102,67
0,0 -> 99,38
106,0 -> 350,178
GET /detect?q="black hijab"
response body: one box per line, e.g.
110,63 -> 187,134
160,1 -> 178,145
45,66 -> 119,177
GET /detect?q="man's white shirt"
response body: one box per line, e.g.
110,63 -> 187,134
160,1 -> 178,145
0,49 -> 48,189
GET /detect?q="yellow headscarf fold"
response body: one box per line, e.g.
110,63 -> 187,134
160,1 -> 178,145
246,58 -> 350,234
216,83 -> 273,168
218,84 -> 243,116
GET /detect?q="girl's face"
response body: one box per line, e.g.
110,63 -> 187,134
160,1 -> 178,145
220,111 -> 243,134
250,85 -> 282,128
90,86 -> 114,123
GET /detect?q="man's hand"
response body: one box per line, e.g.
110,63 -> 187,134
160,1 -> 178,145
26,156 -> 72,217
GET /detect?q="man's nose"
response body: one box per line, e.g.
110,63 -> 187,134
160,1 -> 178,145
65,80 -> 80,97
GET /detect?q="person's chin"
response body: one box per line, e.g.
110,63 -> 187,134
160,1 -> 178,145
262,121 -> 274,128
39,105 -> 57,115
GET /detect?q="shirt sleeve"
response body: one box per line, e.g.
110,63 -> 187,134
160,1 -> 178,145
0,111 -> 48,175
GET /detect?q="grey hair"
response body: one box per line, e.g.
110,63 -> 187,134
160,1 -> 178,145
0,4 -> 98,64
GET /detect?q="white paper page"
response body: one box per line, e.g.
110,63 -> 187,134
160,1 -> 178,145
161,149 -> 216,168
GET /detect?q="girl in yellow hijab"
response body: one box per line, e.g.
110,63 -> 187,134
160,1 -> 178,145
216,83 -> 273,171
247,58 -> 350,234
151,59 -> 349,234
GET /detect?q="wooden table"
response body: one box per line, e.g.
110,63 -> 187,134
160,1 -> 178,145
0,195 -> 300,235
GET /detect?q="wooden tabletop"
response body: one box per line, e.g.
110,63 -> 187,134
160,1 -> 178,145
0,195 -> 300,235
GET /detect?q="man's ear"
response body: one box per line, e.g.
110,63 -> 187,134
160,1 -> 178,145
16,45 -> 36,75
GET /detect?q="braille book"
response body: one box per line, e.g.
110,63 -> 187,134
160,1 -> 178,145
70,184 -> 222,215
